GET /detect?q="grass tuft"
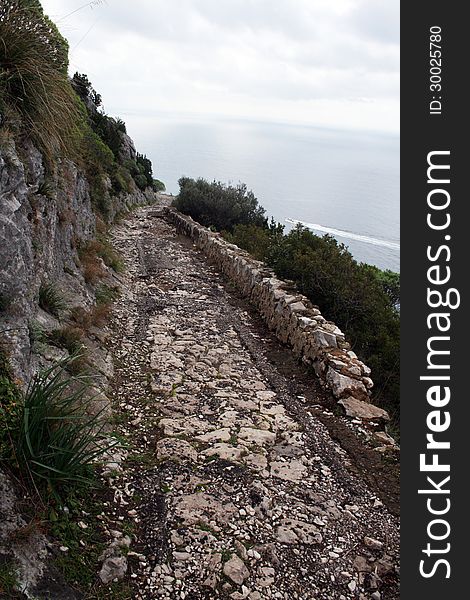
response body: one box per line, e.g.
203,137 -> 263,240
15,357 -> 116,498
38,282 -> 67,317
95,284 -> 120,306
0,1 -> 83,162
47,326 -> 84,355
78,239 -> 124,281
0,555 -> 20,598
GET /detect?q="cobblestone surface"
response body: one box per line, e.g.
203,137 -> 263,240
106,205 -> 399,600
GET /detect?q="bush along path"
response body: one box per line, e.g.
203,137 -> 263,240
104,205 -> 399,600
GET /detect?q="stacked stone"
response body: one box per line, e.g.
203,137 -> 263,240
166,209 -> 389,424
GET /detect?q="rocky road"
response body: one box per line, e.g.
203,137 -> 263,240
106,205 -> 399,600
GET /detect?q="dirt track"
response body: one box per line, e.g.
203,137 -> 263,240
105,205 -> 399,600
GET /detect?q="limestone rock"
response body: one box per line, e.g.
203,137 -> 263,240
99,556 -> 128,584
118,132 -> 137,162
196,428 -> 231,443
338,397 -> 390,422
156,437 -> 198,462
202,443 -> 247,462
326,368 -> 368,400
173,493 -> 236,526
238,427 -> 276,446
270,459 -> 308,482
275,519 -> 323,545
223,555 -> 250,585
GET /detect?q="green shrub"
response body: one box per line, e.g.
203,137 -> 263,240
111,165 -> 132,195
90,112 -> 124,159
225,219 -> 285,261
122,159 -> 140,177
364,265 -> 400,308
47,326 -> 84,355
134,172 -> 148,191
136,153 -> 153,187
80,128 -> 114,173
14,359 -> 113,497
72,73 -> 129,159
152,179 -> 166,192
265,225 -> 400,423
71,72 -> 102,108
95,284 -> 120,306
71,72 -> 164,199
0,1 -> 82,161
38,282 -> 67,316
175,177 -> 267,232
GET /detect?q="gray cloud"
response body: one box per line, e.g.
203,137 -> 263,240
42,0 -> 399,132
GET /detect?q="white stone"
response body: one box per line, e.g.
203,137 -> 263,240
223,555 -> 250,585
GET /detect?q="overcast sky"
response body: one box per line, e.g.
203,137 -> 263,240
41,0 -> 399,134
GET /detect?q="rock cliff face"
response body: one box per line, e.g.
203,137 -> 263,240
0,137 -> 156,382
0,134 -> 158,597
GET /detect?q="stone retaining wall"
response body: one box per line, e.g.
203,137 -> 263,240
166,209 -> 390,424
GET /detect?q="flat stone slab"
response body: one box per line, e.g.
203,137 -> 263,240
159,416 -> 214,436
270,459 -> 308,482
273,413 -> 300,432
156,438 -> 198,462
196,428 -> 232,443
275,519 -> 323,545
259,401 -> 285,416
173,493 -> 236,526
230,397 -> 259,411
256,390 -> 277,401
202,443 -> 247,462
238,427 -> 276,446
242,452 -> 269,475
338,397 -> 390,422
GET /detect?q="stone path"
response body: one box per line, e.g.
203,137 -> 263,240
106,205 -> 399,600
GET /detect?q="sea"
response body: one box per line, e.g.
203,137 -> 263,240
127,115 -> 400,272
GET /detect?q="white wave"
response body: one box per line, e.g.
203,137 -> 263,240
285,218 -> 400,250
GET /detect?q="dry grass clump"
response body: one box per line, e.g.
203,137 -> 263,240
69,306 -> 92,330
38,282 -> 68,317
47,326 -> 84,355
82,259 -> 106,285
0,1 -> 82,161
90,303 -> 112,328
78,242 -> 106,284
70,302 -> 112,330
78,239 -> 124,282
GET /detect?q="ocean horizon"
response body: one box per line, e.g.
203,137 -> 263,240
127,115 -> 400,272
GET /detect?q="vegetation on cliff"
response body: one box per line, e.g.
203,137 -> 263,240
176,176 -> 267,231
0,0 -> 146,484
0,0 -> 80,160
0,1 -> 164,221
0,3 -> 153,592
175,177 -> 400,428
